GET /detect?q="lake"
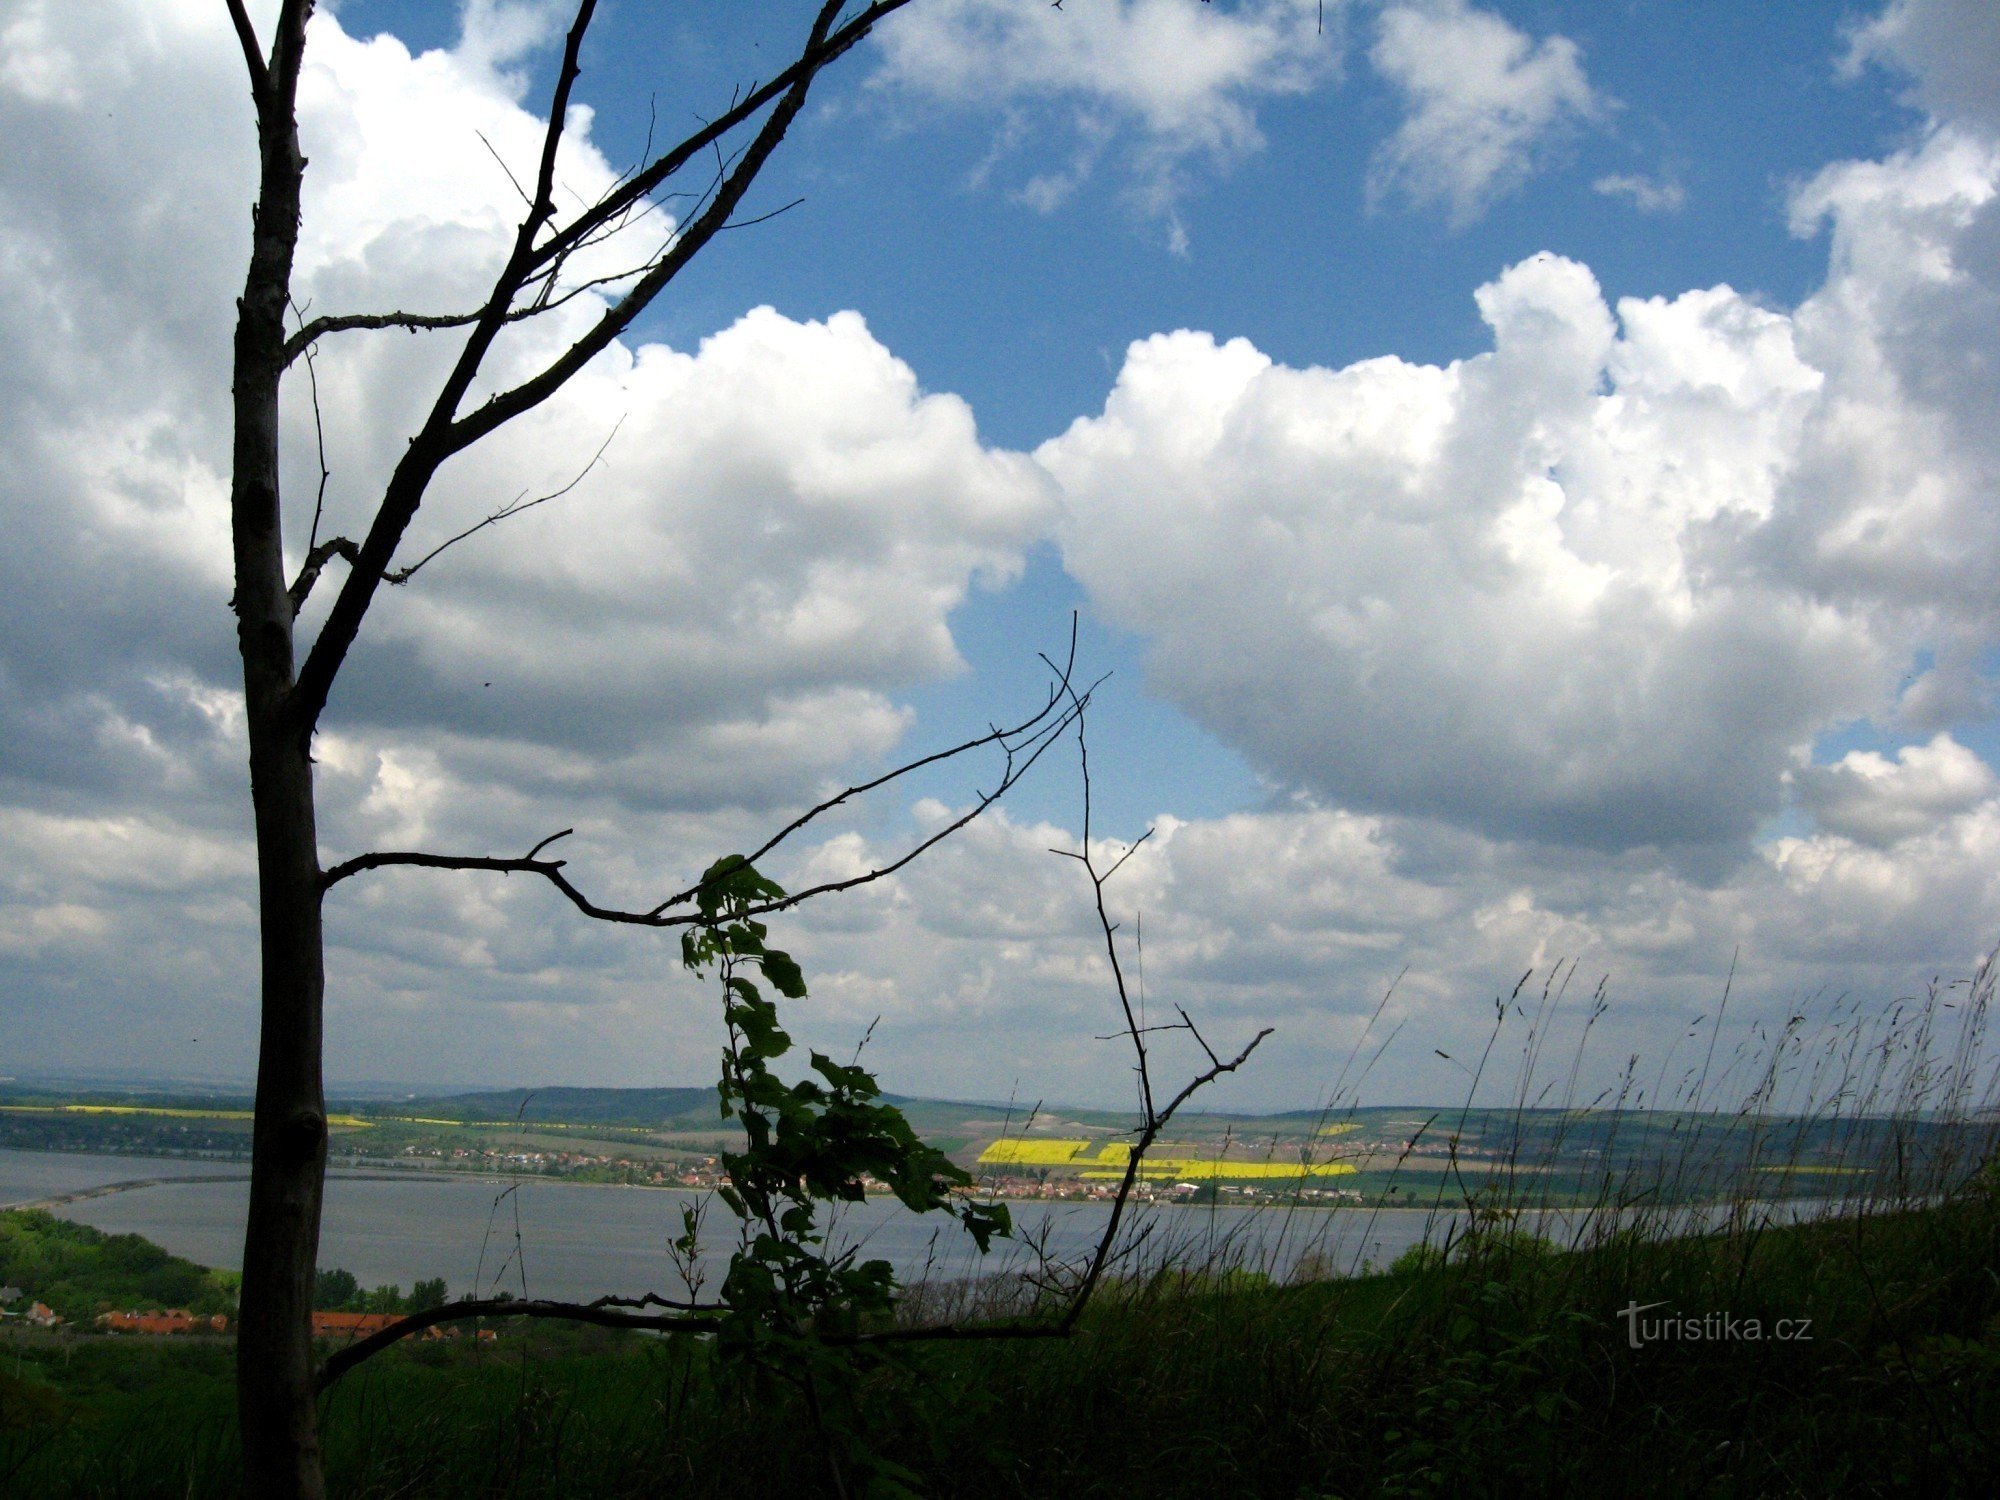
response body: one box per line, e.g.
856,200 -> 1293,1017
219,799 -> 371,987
2,1148 -> 1838,1302
4,1148 -> 1466,1297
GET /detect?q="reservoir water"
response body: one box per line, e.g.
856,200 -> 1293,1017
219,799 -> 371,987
3,1148 -> 1839,1303
5,1148 -> 1459,1298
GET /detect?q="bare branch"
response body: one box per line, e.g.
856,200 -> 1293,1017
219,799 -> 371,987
282,257 -> 661,368
654,619 -> 1085,913
1056,1024 -> 1271,1335
718,196 -> 807,234
1178,1004 -> 1221,1069
525,828 -> 573,861
523,3 -> 916,282
1033,679 -> 1276,1333
268,0 -> 317,115
224,0 -> 271,106
586,1290 -> 720,1315
287,421 -> 613,614
1156,1027 -> 1273,1127
476,128 -> 534,210
437,3 -> 854,460
283,307 -> 510,365
290,2 -> 917,737
1070,700 -> 1155,1120
288,537 -> 360,617
321,681 -> 1092,924
286,299 -> 336,558
316,1289 -> 1084,1394
316,1297 -> 720,1391
1098,827 -> 1153,884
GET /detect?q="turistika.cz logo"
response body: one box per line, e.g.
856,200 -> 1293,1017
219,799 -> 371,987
1618,1301 -> 1813,1349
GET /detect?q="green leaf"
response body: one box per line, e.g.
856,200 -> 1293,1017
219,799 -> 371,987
762,948 -> 808,999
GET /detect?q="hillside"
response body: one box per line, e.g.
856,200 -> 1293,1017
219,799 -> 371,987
361,1086 -> 719,1128
0,1210 -> 237,1326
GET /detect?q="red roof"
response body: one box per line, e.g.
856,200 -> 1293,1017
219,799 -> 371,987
311,1311 -> 402,1338
97,1309 -> 226,1334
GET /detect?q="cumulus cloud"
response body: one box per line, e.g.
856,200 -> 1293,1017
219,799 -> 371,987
1045,50 -> 2000,862
1368,0 -> 1604,226
872,0 -> 1336,222
1845,0 -> 2000,136
0,4 -> 1050,817
1046,254 -> 1875,852
1791,734 -> 1997,847
7,0 -> 2000,1108
315,304 -> 1049,809
768,778 -> 2000,1107
0,3 -> 1052,1081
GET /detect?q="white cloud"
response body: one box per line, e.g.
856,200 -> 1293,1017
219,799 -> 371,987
1845,0 -> 2000,137
1791,734 -> 1997,847
770,782 -> 2000,1108
0,4 -> 1054,1081
451,0 -> 570,95
1044,253 -> 1876,852
0,4 -> 1052,817
6,0 -> 2000,1108
873,0 -> 1337,220
1045,61 -> 2000,862
1368,0 -> 1603,226
1778,125 -> 2000,629
1592,171 -> 1685,215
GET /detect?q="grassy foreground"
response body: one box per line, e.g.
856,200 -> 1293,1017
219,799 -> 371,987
4,1169 -> 1996,1499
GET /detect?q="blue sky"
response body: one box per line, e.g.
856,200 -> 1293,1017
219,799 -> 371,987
323,0 -> 1945,839
325,2 -> 1912,435
3,0 -> 1999,1110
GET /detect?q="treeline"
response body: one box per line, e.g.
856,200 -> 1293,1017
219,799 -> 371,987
312,1267 -> 447,1316
0,1211 -> 237,1324
0,1114 -> 249,1157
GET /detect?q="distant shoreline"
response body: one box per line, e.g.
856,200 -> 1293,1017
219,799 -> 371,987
0,1149 -> 601,1214
2,1148 -> 1425,1221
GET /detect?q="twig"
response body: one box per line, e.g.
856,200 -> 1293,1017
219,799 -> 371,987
1035,673 -> 1274,1331
323,634 -> 1092,922
387,418 -> 621,586
287,423 -> 617,611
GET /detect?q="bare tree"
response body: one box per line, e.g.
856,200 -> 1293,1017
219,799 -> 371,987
222,5 -> 1275,1494
221,5 -> 953,1494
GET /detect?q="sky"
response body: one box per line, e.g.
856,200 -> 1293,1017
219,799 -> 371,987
3,0 -> 1999,1112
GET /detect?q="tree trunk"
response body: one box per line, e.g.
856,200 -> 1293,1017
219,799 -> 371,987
230,59 -> 329,1500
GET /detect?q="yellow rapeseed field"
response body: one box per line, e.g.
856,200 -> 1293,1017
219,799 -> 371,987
978,1137 -> 1358,1180
0,1104 -> 372,1128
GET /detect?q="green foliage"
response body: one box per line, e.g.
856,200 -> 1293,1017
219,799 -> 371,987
681,857 -> 1009,1348
0,1210 -> 236,1324
312,1267 -> 359,1311
680,854 -> 1011,1488
312,1267 -> 447,1315
1390,1242 -> 1446,1276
